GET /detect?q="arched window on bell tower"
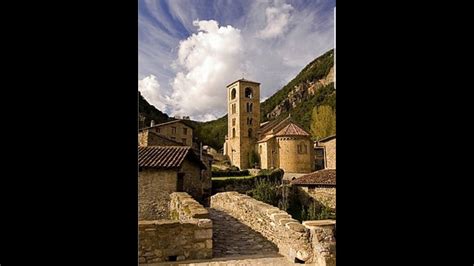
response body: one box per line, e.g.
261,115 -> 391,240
232,128 -> 236,138
245,87 -> 253,98
248,128 -> 253,138
231,88 -> 236,100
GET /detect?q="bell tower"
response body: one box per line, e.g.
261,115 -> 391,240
226,78 -> 260,169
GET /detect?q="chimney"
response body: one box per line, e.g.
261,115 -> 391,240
150,120 -> 155,127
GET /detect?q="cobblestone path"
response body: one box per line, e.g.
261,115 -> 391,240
209,208 -> 279,258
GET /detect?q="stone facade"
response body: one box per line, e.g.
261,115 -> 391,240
211,192 -> 313,263
138,130 -> 183,147
142,120 -> 193,146
225,79 -> 261,170
139,192 -> 213,264
138,155 -> 209,219
277,137 -> 313,173
138,169 -> 176,220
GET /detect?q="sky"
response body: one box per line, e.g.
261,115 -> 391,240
139,0 -> 335,121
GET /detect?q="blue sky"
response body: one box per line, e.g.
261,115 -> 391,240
139,0 -> 335,121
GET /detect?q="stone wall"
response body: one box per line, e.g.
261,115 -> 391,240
139,192 -> 212,264
296,186 -> 336,211
138,169 -> 177,220
303,220 -> 336,266
277,136 -> 313,173
181,159 -> 205,203
211,192 -> 314,263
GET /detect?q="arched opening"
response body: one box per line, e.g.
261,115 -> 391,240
248,128 -> 253,138
232,128 -> 236,138
245,87 -> 253,98
250,103 -> 253,112
231,88 -> 236,100
249,118 -> 253,125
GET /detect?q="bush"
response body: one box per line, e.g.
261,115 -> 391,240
211,169 -> 249,177
251,178 -> 279,206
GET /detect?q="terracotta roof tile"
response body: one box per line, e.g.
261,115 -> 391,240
275,122 -> 310,137
138,146 -> 192,168
291,169 -> 336,186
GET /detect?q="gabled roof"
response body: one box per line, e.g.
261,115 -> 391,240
291,169 -> 336,186
275,122 -> 310,137
318,135 -> 336,142
226,78 -> 261,87
140,119 -> 195,131
138,146 -> 206,169
259,115 -> 290,136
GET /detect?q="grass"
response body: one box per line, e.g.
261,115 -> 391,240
211,175 -> 254,180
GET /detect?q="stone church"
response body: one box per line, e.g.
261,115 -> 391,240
223,79 -> 314,173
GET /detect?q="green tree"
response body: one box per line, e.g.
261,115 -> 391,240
310,105 -> 336,140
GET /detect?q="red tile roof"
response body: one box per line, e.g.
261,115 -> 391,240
275,122 -> 310,137
138,146 -> 205,169
291,169 -> 336,186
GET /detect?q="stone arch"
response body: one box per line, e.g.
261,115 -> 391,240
245,87 -> 253,98
231,88 -> 236,100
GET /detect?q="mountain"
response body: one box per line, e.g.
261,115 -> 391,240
138,49 -> 335,149
138,91 -> 171,128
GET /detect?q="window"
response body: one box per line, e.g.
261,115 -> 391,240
182,138 -> 186,145
247,117 -> 253,125
248,128 -> 253,138
259,145 -> 262,154
298,142 -> 307,154
171,127 -> 176,134
231,104 -> 236,114
250,118 -> 252,125
232,118 -> 236,126
156,128 -> 160,133
232,128 -> 236,138
245,87 -> 253,98
246,102 -> 253,113
183,128 -> 187,135
231,88 -> 236,100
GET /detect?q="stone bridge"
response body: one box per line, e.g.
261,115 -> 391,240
140,192 -> 335,265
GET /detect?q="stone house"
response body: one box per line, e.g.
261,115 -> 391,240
314,135 -> 336,169
291,169 -> 336,211
138,146 -> 209,220
139,119 -> 194,147
138,130 -> 185,147
223,78 -> 314,173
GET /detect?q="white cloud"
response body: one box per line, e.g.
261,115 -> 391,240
138,75 -> 169,112
139,0 -> 335,121
168,20 -> 244,121
258,2 -> 294,39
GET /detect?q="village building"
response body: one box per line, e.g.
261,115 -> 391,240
291,169 -> 336,211
223,78 -> 314,173
138,146 -> 210,220
138,130 -> 185,147
139,119 -> 194,147
314,135 -> 336,169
